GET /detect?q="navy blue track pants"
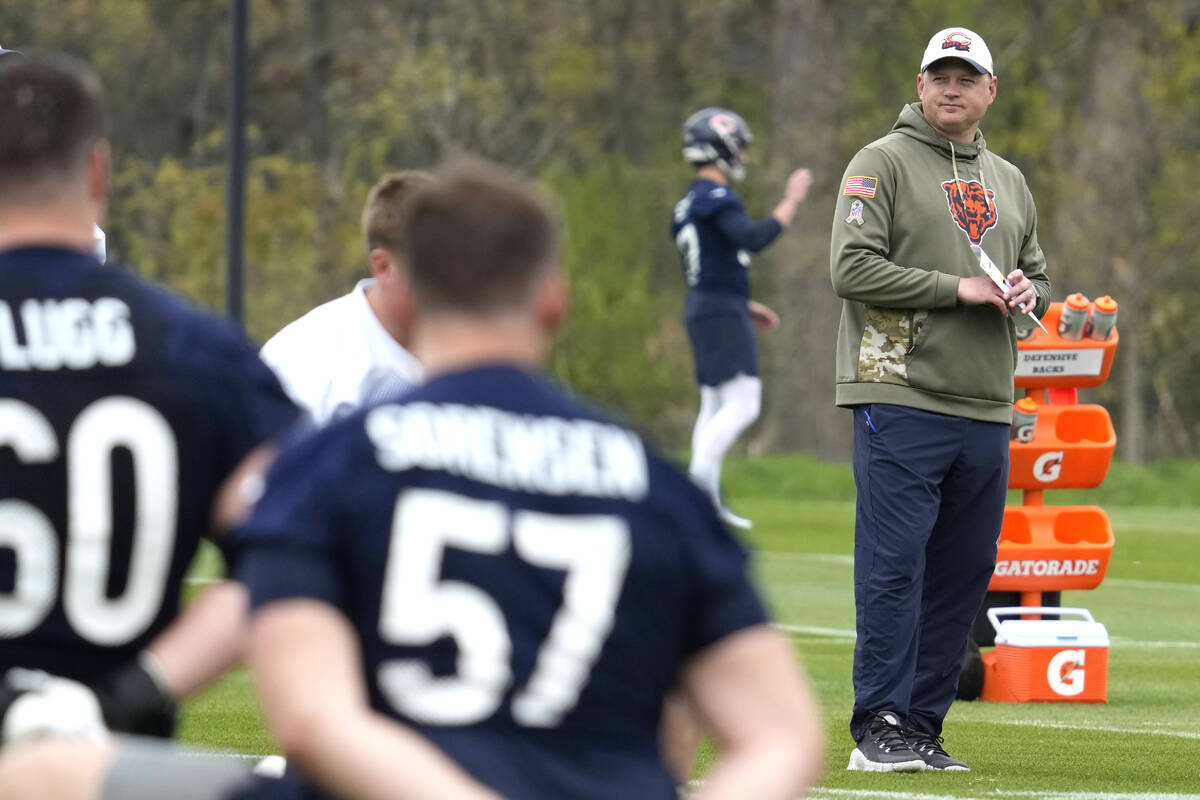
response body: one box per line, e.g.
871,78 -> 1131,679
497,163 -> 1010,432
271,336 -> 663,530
849,403 -> 1008,742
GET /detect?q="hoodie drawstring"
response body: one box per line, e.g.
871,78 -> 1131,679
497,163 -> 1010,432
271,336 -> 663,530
949,140 -> 990,213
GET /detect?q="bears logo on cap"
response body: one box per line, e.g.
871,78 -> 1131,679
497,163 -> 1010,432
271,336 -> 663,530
942,32 -> 972,52
921,27 -> 994,76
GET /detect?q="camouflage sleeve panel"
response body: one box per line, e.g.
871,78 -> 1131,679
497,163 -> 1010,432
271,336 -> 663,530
830,148 -> 958,310
857,307 -> 929,385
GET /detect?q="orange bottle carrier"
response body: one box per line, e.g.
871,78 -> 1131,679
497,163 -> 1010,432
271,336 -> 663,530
982,297 -> 1120,703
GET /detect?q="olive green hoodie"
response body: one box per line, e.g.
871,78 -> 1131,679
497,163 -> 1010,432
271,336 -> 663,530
830,102 -> 1051,423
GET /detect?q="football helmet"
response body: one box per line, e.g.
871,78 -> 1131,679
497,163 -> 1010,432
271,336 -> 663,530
682,107 -> 753,182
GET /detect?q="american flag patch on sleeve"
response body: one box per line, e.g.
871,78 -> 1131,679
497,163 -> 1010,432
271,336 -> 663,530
843,176 -> 878,198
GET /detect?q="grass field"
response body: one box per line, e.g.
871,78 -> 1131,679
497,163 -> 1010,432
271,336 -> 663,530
180,454 -> 1200,799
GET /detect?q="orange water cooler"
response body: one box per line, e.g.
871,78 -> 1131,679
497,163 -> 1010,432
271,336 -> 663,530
980,297 -> 1119,704
981,607 -> 1110,702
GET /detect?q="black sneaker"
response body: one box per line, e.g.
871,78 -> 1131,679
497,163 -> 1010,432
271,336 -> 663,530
846,712 -> 926,772
906,729 -> 970,771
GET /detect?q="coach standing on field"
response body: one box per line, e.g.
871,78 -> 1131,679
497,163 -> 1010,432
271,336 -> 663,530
830,27 -> 1051,773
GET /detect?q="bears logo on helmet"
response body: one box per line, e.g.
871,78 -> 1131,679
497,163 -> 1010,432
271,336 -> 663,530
682,107 -> 753,182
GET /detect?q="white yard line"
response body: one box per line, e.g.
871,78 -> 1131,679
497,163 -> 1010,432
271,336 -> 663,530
689,784 -> 1200,800
760,551 -> 854,565
1103,577 -> 1200,592
989,793 -> 1200,800
758,554 -> 1200,597
982,718 -> 1200,741
991,794 -> 1200,800
174,751 -> 268,760
809,792 -> 974,800
194,569 -> 1197,648
806,791 -> 1200,800
776,623 -> 856,639
776,623 -> 1200,651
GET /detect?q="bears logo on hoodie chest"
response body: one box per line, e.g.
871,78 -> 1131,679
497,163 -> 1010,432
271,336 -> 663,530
941,178 -> 998,246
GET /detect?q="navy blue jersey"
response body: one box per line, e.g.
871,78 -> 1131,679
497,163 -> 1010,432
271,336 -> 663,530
236,365 -> 768,800
671,178 -> 782,316
0,247 -> 299,682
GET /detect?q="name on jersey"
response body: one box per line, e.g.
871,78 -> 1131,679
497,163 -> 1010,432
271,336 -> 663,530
365,402 -> 649,501
0,297 -> 135,370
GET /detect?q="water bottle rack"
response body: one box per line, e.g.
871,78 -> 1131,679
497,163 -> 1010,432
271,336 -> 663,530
979,299 -> 1120,704
991,300 -> 1120,599
1011,302 -> 1119,390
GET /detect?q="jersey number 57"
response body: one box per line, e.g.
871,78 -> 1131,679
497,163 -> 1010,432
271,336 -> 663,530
377,488 -> 631,728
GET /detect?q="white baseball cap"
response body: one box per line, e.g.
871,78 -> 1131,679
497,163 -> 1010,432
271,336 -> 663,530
920,27 -> 994,76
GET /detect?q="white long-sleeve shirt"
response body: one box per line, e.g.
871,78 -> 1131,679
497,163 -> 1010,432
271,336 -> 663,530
259,279 -> 422,426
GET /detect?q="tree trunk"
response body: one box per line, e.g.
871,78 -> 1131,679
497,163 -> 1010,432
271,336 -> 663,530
757,0 -> 849,460
303,0 -> 347,299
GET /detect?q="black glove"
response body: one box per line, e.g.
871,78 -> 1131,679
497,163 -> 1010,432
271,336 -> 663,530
92,655 -> 177,738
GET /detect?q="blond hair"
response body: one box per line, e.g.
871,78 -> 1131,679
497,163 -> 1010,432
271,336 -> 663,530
361,170 -> 436,256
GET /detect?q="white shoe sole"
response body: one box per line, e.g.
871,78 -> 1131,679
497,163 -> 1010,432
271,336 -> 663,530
846,747 -> 927,772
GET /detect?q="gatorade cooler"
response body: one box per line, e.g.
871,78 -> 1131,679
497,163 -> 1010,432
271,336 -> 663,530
980,607 -> 1109,703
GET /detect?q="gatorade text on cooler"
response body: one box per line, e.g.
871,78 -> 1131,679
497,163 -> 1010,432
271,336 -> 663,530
1087,296 -> 1118,341
1058,293 -> 1090,340
1010,397 -> 1039,442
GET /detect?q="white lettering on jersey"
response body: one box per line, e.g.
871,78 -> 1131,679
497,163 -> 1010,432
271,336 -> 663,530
0,397 -> 178,644
0,298 -> 135,371
676,224 -> 701,286
365,403 -> 649,501
673,194 -> 701,285
672,192 -> 693,224
377,489 -> 630,727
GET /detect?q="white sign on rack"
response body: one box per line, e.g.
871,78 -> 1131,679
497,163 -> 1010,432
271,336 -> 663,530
1015,349 -> 1105,377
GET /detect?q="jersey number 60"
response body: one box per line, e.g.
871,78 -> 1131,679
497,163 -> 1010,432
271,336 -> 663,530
0,397 -> 177,646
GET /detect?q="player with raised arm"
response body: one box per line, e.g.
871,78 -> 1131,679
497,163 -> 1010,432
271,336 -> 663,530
673,107 -> 812,529
0,51 -> 298,751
